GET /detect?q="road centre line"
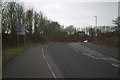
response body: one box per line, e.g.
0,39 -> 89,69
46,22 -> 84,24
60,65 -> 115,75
42,47 -> 57,79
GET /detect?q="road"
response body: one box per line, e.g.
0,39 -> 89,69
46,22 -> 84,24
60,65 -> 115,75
3,43 -> 119,78
81,43 -> 118,60
45,43 -> 119,78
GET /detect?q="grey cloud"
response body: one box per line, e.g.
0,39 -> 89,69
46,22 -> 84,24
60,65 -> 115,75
24,2 -> 118,27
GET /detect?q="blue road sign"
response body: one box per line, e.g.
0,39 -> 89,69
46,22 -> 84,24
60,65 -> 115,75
17,25 -> 25,35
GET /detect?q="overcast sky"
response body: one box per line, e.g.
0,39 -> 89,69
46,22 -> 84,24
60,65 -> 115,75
18,0 -> 118,28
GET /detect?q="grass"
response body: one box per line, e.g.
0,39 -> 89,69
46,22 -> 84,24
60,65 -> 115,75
91,42 -> 118,50
2,42 -> 41,69
91,36 -> 119,49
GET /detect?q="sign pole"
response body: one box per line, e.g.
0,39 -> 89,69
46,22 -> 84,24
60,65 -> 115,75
24,26 -> 26,46
17,34 -> 19,47
24,34 -> 26,46
17,25 -> 26,47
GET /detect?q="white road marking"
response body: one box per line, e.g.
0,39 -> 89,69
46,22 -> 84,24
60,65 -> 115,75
112,63 -> 120,68
73,49 -> 79,52
102,57 -> 120,63
83,53 -> 98,59
110,57 -> 120,62
101,57 -> 111,60
89,55 -> 98,59
42,47 -> 57,79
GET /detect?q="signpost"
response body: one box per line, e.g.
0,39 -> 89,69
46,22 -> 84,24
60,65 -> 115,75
17,25 -> 26,46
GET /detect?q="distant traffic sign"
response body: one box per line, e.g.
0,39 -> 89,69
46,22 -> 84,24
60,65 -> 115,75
17,25 -> 25,35
17,25 -> 26,46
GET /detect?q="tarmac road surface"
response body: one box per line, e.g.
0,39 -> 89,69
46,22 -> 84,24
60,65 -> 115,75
2,43 -> 119,78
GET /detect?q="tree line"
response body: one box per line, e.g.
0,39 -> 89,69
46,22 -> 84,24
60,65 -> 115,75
1,1 -> 119,49
1,2 -> 77,48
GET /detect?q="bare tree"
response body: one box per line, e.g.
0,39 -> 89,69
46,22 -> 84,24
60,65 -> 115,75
65,25 -> 76,35
112,17 -> 120,33
25,8 -> 33,42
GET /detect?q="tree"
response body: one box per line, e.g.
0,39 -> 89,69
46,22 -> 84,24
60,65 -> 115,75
90,28 -> 95,37
2,2 -> 19,46
88,27 -> 95,41
112,16 -> 120,33
0,0 -> 4,32
33,11 -> 40,42
25,8 -> 33,42
2,2 -> 26,46
96,28 -> 102,37
65,25 -> 76,35
15,3 -> 25,26
65,25 -> 76,41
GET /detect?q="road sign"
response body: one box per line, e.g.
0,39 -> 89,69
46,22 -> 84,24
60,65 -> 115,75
17,25 -> 25,35
17,25 -> 26,47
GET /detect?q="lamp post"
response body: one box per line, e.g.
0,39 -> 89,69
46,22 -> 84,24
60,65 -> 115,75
94,16 -> 97,42
95,16 -> 97,27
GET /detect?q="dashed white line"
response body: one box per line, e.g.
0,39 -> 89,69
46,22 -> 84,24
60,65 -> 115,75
83,53 -> 98,59
102,57 -> 120,63
42,47 -> 57,79
73,49 -> 79,52
110,57 -> 120,62
101,57 -> 111,60
112,63 -> 119,68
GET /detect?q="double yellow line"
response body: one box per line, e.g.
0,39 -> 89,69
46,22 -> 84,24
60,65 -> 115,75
42,46 -> 57,80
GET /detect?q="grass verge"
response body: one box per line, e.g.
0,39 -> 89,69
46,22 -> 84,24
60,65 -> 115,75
91,36 -> 119,50
91,42 -> 118,50
2,42 -> 41,69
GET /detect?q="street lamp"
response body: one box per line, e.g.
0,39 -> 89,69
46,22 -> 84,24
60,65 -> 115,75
94,16 -> 97,42
94,16 -> 97,36
95,16 -> 97,27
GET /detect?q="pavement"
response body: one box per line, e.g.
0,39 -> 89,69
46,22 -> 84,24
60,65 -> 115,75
2,42 -> 119,78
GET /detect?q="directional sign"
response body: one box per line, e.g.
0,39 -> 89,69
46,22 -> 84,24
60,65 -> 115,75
17,25 -> 25,35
